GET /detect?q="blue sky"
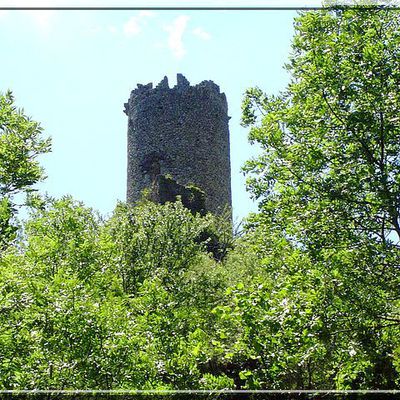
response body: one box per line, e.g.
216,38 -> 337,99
0,2 -> 309,222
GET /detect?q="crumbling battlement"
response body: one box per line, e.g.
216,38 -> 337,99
124,74 -> 227,116
125,73 -> 232,216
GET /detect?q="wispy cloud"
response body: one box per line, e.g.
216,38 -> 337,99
123,11 -> 155,37
164,15 -> 190,59
0,7 -> 56,35
192,27 -> 211,40
123,17 -> 141,36
24,10 -> 56,34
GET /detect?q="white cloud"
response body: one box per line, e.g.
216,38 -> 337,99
123,16 -> 141,36
164,15 -> 190,60
0,7 -> 55,35
192,27 -> 211,40
24,10 -> 56,34
123,11 -> 155,37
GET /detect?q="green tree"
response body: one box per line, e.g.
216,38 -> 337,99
236,5 -> 400,389
242,7 -> 400,251
104,200 -> 210,294
0,196 -> 237,389
0,91 -> 51,249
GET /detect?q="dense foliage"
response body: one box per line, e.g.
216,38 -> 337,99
0,91 -> 51,251
0,196 -> 239,389
1,5 -> 400,391
239,5 -> 400,388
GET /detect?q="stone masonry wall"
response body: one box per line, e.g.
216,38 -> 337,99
124,74 -> 232,216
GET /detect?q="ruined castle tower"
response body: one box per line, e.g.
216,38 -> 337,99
124,74 -> 232,216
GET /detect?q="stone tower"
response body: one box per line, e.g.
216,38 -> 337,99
124,73 -> 232,216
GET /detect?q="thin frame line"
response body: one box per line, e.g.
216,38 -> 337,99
1,390 -> 400,394
0,2 -> 399,394
0,6 -> 400,10
0,6 -> 318,10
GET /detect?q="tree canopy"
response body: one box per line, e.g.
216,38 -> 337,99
0,91 -> 51,250
239,5 -> 400,388
0,5 -> 400,392
242,7 -> 400,250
